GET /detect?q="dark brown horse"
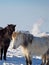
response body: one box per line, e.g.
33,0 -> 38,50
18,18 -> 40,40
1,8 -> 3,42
0,24 -> 16,60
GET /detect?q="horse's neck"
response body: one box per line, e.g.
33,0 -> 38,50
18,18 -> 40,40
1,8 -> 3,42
4,32 -> 11,39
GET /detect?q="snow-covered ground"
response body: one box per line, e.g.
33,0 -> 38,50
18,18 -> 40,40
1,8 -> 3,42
0,46 -> 42,65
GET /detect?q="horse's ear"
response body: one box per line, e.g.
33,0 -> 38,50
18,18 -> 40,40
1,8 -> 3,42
14,25 -> 16,27
7,24 -> 16,27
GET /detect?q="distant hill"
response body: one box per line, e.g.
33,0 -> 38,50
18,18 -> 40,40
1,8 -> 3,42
19,30 -> 30,34
46,32 -> 49,34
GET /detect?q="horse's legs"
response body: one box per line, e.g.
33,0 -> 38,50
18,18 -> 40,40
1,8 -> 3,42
1,48 -> 3,60
28,59 -> 32,65
41,49 -> 49,65
0,48 -> 3,60
41,59 -> 46,65
45,56 -> 49,65
41,60 -> 45,65
41,54 -> 46,65
28,57 -> 32,65
25,56 -> 28,65
46,60 -> 49,65
41,63 -> 45,65
25,56 -> 32,65
4,47 -> 7,60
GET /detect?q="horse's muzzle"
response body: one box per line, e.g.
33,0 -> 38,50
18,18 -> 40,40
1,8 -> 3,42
13,45 -> 16,49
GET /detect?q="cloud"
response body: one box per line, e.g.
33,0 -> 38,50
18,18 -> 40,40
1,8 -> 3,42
31,18 -> 44,36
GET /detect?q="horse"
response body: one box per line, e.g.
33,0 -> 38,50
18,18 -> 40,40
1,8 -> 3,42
12,31 -> 49,65
0,24 -> 16,60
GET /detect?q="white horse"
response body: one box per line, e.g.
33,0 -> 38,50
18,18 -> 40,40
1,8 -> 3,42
12,31 -> 49,65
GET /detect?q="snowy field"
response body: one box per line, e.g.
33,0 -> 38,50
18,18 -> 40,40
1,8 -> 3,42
0,46 -> 42,65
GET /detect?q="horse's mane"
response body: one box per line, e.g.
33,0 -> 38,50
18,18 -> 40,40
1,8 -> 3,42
19,32 -> 34,47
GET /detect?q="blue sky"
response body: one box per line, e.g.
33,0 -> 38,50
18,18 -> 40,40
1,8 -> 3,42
0,0 -> 49,32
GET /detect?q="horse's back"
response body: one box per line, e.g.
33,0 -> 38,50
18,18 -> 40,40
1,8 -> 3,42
27,36 -> 49,56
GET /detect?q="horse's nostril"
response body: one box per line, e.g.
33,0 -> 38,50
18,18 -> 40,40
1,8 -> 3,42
13,46 -> 16,49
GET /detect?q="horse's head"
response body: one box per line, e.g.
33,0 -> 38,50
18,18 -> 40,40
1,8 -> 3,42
12,31 -> 34,49
12,32 -> 23,49
6,24 -> 16,35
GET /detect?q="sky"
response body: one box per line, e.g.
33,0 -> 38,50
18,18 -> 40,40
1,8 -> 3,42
0,0 -> 49,33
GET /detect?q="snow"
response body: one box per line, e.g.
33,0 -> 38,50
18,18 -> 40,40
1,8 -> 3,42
0,46 -> 42,65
